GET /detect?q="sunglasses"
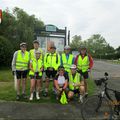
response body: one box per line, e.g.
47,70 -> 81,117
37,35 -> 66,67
21,46 -> 26,48
59,68 -> 64,71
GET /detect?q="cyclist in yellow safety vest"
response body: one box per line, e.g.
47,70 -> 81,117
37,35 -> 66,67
12,42 -> 29,100
29,40 -> 43,60
68,64 -> 85,103
61,45 -> 74,74
29,50 -> 43,101
74,45 -> 93,96
29,40 -> 43,96
44,45 -> 61,97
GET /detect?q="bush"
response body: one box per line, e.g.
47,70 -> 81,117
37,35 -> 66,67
0,36 -> 14,67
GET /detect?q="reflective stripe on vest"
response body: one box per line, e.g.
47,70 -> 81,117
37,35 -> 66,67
69,72 -> 80,90
30,48 -> 43,60
16,50 -> 29,70
77,55 -> 89,72
62,53 -> 73,72
29,58 -> 43,76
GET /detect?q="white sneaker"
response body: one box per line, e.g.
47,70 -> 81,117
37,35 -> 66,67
78,95 -> 83,103
36,92 -> 40,100
29,93 -> 33,101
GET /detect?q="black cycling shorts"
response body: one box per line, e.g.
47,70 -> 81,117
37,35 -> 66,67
45,69 -> 57,78
78,70 -> 89,79
69,89 -> 80,94
16,70 -> 28,79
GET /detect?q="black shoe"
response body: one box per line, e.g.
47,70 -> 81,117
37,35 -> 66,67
16,95 -> 20,100
43,92 -> 48,97
22,93 -> 27,99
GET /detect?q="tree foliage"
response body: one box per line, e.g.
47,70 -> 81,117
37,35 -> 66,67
0,36 -> 14,66
0,7 -> 44,67
70,35 -> 82,50
70,34 -> 116,59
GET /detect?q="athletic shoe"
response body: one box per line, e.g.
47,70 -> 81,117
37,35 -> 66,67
36,92 -> 40,100
16,95 -> 20,100
29,93 -> 33,101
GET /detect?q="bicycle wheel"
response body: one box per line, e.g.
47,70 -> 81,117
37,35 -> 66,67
81,95 -> 113,120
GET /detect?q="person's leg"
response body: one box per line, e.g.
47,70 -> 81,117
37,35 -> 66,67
79,84 -> 85,103
22,78 -> 26,95
36,78 -> 42,100
56,89 -> 61,100
44,70 -> 50,96
22,70 -> 28,96
30,78 -> 35,100
52,70 -> 57,93
83,71 -> 89,94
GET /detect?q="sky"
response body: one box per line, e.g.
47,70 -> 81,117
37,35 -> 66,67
1,0 -> 120,48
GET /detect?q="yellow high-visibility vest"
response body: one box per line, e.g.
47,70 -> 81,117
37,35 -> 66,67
77,55 -> 89,72
69,72 -> 80,90
61,53 -> 73,72
29,48 -> 43,60
16,50 -> 29,70
29,58 -> 43,76
44,52 -> 60,70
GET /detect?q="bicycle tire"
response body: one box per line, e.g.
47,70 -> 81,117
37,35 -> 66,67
81,95 -> 113,120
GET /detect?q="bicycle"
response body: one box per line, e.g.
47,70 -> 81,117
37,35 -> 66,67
81,72 -> 120,120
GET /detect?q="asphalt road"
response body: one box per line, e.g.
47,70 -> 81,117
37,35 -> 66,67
0,60 -> 120,120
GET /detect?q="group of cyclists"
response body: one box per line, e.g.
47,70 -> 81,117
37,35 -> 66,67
12,40 -> 93,103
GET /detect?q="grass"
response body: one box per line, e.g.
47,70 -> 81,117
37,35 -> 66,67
0,68 -> 96,102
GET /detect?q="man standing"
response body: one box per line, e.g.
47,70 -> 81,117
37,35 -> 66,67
74,45 -> 93,95
61,45 -> 74,74
44,45 -> 61,97
12,42 -> 29,100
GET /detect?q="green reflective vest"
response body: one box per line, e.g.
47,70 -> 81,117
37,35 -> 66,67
77,55 -> 89,73
29,58 -> 43,76
29,48 -> 43,60
44,52 -> 60,70
61,53 -> 73,72
16,50 -> 29,70
69,72 -> 80,90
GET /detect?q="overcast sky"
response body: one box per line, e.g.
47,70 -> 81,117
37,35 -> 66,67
1,0 -> 120,48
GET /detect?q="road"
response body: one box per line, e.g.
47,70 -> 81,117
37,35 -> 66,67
0,60 -> 120,120
92,60 -> 120,90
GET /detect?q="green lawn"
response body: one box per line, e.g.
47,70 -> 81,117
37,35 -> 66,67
0,68 -> 96,102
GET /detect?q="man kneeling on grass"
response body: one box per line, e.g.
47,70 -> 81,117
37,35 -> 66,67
54,66 -> 68,100
68,64 -> 85,103
29,50 -> 43,101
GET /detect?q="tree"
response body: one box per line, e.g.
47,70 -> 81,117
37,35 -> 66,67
0,36 -> 14,66
0,7 -> 45,67
84,34 -> 115,58
70,35 -> 82,50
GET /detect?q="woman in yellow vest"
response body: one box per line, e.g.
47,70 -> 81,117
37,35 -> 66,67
29,40 -> 43,60
29,51 -> 43,100
12,42 -> 29,100
68,64 -> 85,103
